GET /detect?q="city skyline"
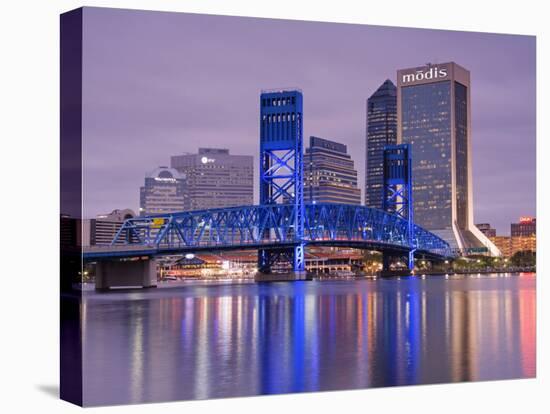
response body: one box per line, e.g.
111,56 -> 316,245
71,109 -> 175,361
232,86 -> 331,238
81,7 -> 535,235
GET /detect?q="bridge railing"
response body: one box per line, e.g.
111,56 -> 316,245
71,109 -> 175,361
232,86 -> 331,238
111,203 -> 450,255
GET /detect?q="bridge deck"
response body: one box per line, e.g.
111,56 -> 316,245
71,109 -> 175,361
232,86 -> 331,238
83,240 -> 446,261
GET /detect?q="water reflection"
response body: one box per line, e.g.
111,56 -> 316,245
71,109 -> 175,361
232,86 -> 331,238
82,274 -> 536,406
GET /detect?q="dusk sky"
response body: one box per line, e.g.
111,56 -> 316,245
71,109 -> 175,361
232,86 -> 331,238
82,7 -> 536,235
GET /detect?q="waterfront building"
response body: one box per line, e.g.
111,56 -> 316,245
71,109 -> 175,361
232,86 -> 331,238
139,167 -> 187,215
476,223 -> 496,238
171,148 -> 253,211
305,136 -> 361,205
511,216 -> 536,237
165,252 -> 258,279
397,62 -> 499,255
80,208 -> 136,246
365,79 -> 397,208
489,234 -> 536,258
490,236 -> 512,257
92,209 -> 136,245
511,235 -> 536,254
306,247 -> 365,275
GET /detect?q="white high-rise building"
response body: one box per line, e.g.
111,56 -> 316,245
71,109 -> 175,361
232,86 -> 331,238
397,62 -> 499,255
171,148 -> 253,211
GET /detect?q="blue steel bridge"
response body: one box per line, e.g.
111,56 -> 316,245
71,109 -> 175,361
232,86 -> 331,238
84,202 -> 450,261
83,88 -> 451,286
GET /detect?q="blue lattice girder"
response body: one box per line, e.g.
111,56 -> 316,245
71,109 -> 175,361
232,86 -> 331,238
110,203 -> 451,257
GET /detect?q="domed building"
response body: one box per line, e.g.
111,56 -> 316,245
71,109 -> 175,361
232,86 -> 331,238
96,208 -> 136,221
139,167 -> 188,215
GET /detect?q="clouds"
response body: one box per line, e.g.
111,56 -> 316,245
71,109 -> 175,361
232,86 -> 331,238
81,7 -> 535,235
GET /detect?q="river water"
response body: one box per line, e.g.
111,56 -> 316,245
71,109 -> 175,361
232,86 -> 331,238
81,273 -> 536,406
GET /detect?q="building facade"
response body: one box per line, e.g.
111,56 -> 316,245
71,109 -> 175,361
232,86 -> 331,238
305,136 -> 361,205
139,167 -> 187,215
80,209 -> 136,246
397,62 -> 499,255
92,209 -> 136,245
476,223 -> 496,238
510,217 -> 536,255
489,236 -> 512,257
510,235 -> 536,254
511,216 -> 536,237
171,148 -> 253,211
489,235 -> 536,257
365,79 -> 397,208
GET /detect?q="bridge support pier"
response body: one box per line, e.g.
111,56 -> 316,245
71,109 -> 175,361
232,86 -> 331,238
95,257 -> 157,291
255,271 -> 307,282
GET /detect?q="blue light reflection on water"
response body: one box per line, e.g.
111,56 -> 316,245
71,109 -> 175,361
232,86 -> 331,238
81,273 -> 536,406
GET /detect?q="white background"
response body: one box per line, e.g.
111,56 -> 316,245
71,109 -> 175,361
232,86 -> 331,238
0,0 -> 547,412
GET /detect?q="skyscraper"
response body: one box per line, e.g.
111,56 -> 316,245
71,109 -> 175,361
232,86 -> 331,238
139,167 -> 188,215
171,148 -> 253,211
305,136 -> 361,205
397,62 -> 499,255
365,79 -> 397,208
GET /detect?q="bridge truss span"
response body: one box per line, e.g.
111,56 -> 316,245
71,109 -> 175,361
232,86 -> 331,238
108,203 -> 451,258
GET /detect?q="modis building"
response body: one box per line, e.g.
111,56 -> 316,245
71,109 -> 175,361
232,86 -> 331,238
397,62 -> 499,255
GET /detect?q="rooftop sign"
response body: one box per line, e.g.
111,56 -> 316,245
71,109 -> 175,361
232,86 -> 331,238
401,65 -> 448,84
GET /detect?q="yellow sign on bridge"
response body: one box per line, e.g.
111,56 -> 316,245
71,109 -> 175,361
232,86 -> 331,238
151,218 -> 166,228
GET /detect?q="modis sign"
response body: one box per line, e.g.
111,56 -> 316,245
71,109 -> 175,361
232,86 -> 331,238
401,66 -> 448,84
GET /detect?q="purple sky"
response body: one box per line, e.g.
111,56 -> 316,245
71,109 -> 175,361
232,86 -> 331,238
82,7 -> 536,236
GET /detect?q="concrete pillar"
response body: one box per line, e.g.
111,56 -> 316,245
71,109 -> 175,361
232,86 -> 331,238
95,257 -> 157,291
254,271 -> 307,282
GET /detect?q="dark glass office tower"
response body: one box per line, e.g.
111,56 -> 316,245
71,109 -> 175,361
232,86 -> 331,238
365,79 -> 397,209
397,62 -> 499,255
305,136 -> 361,205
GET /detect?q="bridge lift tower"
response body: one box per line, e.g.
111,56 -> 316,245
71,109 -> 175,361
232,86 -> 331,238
258,89 -> 305,277
382,144 -> 415,271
